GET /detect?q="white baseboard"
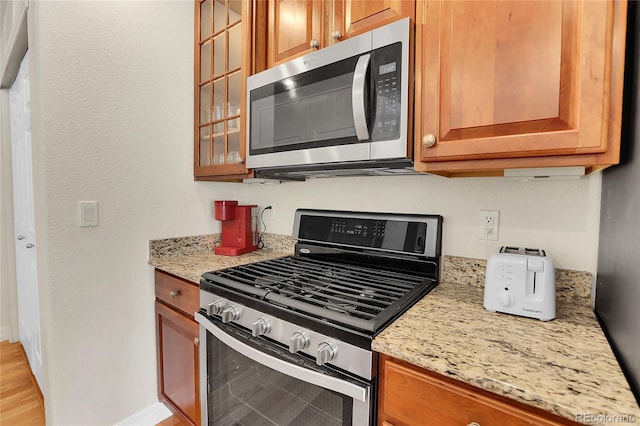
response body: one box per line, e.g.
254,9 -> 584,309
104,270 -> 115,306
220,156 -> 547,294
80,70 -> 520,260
113,402 -> 172,426
0,326 -> 11,342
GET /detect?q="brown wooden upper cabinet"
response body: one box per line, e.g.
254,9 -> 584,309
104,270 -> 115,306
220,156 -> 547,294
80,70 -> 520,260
414,0 -> 627,177
194,0 -> 254,181
264,0 -> 415,68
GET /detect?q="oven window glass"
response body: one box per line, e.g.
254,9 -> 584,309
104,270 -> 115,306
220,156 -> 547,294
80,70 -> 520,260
206,331 -> 353,425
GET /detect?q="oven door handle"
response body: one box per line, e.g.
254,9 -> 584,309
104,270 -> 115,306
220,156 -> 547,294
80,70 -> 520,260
352,53 -> 371,141
195,312 -> 369,402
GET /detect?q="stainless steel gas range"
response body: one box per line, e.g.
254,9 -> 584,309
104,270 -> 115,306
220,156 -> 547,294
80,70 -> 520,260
195,209 -> 442,425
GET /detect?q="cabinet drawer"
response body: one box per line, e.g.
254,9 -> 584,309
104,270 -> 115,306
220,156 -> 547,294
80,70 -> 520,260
380,356 -> 571,426
155,270 -> 199,317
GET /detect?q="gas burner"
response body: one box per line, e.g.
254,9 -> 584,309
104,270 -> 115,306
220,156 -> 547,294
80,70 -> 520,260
255,276 -> 276,289
359,288 -> 377,298
326,301 -> 357,314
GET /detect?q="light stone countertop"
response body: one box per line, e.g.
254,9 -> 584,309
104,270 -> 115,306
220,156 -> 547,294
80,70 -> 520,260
148,233 -> 295,283
373,256 -> 640,424
148,237 -> 639,424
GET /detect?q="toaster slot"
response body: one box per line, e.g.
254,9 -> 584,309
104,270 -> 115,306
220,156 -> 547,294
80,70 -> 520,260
526,258 -> 545,300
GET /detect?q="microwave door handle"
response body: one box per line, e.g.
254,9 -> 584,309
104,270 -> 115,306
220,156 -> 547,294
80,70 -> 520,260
352,53 -> 371,141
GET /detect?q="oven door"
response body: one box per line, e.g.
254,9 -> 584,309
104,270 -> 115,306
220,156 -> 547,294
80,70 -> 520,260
195,312 -> 372,426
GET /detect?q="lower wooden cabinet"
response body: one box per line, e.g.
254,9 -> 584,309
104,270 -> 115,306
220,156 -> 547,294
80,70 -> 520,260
155,270 -> 200,426
378,354 -> 578,426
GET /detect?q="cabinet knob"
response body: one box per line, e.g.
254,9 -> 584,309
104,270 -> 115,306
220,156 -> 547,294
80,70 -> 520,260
237,157 -> 244,164
422,134 -> 437,148
169,289 -> 181,298
309,39 -> 320,49
17,235 -> 25,240
194,337 -> 199,346
25,243 -> 34,249
331,30 -> 342,41
467,423 -> 481,426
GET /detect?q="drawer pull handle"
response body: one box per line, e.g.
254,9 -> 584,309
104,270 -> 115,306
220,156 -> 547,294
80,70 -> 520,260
194,337 -> 199,346
169,289 -> 181,298
467,422 -> 481,426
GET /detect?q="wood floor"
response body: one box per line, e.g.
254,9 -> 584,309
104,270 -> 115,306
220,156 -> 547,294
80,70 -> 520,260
0,341 -> 45,426
156,414 -> 189,426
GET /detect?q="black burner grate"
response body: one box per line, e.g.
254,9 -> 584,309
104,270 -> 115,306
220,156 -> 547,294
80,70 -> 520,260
202,255 -> 436,332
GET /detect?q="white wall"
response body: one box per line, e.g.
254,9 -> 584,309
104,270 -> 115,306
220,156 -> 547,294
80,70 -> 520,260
28,1 -> 242,424
245,173 -> 602,273
17,0 -> 602,424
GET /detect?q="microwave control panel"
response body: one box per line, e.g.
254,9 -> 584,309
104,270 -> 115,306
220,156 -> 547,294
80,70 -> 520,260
371,42 -> 402,141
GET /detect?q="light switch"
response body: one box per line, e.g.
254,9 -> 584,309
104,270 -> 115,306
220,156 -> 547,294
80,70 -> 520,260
79,201 -> 99,227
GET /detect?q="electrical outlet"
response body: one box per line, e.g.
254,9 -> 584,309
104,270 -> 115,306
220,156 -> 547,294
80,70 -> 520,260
478,210 -> 500,240
263,205 -> 275,221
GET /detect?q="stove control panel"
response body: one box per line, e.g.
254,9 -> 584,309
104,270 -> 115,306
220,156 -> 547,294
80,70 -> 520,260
200,290 -> 374,380
293,210 -> 442,258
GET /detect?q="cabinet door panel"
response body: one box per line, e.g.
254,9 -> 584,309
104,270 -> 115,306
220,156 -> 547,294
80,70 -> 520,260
267,0 -> 322,66
156,301 -> 200,426
379,355 -> 573,426
418,0 -> 613,162
344,0 -> 413,38
195,0 -> 252,180
447,1 -> 562,129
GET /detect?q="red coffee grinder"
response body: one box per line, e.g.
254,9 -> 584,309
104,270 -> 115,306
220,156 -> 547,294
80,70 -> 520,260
214,200 -> 259,256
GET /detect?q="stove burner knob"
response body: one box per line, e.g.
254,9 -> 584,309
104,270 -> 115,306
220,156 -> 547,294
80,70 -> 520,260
289,332 -> 309,354
221,306 -> 239,324
207,300 -> 224,316
251,318 -> 271,337
316,342 -> 338,366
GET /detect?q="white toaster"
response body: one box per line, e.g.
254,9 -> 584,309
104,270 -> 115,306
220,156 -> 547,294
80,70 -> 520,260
484,247 -> 556,321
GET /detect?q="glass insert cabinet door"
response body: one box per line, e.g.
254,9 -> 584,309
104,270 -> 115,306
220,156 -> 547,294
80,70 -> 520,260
196,0 -> 249,177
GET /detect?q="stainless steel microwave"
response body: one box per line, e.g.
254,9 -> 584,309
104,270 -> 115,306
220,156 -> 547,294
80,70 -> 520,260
246,18 -> 412,180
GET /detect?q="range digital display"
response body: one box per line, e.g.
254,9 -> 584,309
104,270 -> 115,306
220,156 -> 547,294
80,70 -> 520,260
298,215 -> 427,254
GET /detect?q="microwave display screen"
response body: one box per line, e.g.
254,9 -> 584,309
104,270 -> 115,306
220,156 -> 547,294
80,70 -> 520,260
379,62 -> 396,75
